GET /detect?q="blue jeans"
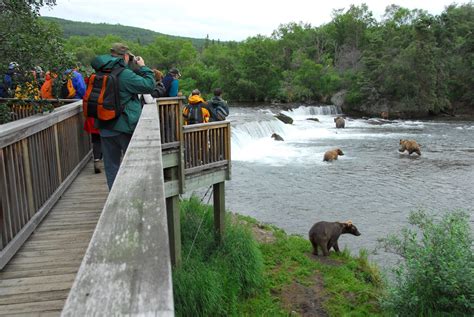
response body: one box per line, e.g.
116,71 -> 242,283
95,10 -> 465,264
101,133 -> 132,190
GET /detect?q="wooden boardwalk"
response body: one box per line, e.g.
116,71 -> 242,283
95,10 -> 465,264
0,161 -> 107,316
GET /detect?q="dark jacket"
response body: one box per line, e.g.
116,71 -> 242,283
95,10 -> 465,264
91,55 -> 155,134
207,96 -> 229,121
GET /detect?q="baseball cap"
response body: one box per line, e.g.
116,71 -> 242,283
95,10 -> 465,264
110,43 -> 134,57
169,68 -> 181,77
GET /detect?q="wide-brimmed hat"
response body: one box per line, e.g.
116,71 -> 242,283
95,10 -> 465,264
110,43 -> 134,57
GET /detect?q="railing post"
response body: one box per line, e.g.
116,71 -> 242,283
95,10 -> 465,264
213,181 -> 225,242
53,124 -> 63,183
166,195 -> 181,267
21,139 -> 35,218
178,99 -> 185,193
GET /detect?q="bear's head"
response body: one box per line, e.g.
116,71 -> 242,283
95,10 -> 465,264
336,148 -> 344,156
343,220 -> 361,236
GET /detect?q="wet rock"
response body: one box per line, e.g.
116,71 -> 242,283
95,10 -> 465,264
275,112 -> 293,124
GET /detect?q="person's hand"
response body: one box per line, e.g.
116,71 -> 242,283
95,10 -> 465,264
135,56 -> 145,67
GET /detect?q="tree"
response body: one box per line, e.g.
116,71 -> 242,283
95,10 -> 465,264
0,0 -> 72,74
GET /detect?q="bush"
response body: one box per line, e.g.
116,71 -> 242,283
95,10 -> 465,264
378,209 -> 474,316
173,197 -> 264,316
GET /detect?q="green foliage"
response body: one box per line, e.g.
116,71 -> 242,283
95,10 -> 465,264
378,209 -> 474,316
0,1 -> 73,79
33,3 -> 473,114
0,104 -> 13,124
173,197 -> 264,317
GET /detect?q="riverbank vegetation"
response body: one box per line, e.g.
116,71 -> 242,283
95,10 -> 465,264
175,197 -> 383,316
378,209 -> 474,316
176,198 -> 473,316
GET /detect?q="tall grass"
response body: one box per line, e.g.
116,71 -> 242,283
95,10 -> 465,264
379,209 -> 474,316
173,197 -> 264,316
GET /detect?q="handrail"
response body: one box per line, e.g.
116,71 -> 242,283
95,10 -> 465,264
0,100 -> 90,269
62,103 -> 174,316
183,121 -> 231,173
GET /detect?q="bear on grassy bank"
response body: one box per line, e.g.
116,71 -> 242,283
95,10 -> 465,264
308,220 -> 361,256
399,139 -> 421,156
323,148 -> 344,162
334,116 -> 345,128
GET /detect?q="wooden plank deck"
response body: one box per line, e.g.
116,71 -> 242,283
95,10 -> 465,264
0,160 -> 108,316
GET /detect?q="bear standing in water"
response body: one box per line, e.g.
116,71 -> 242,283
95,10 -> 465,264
323,148 -> 344,161
334,116 -> 345,128
308,220 -> 361,256
399,139 -> 421,156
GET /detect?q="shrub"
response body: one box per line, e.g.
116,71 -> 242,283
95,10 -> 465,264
173,197 -> 264,316
378,209 -> 474,316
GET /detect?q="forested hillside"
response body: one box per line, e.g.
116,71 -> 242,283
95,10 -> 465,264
3,2 -> 473,118
41,17 -> 207,48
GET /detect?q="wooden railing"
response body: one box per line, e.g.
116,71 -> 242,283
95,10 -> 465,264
0,98 -> 78,123
156,97 -> 231,175
183,121 -> 231,174
0,100 -> 90,269
62,103 -> 174,316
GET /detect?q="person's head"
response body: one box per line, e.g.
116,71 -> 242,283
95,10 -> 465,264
191,89 -> 200,96
153,69 -> 163,81
8,62 -> 19,71
110,42 -> 134,64
169,68 -> 181,79
214,88 -> 222,97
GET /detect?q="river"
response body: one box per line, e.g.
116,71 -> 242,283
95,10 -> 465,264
219,104 -> 474,270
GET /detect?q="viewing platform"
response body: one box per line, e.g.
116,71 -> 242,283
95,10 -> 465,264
0,97 -> 231,315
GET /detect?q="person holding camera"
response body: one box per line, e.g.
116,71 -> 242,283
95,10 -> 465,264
92,42 -> 155,189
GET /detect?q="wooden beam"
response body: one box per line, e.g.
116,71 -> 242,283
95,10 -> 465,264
213,182 -> 225,242
166,195 -> 181,267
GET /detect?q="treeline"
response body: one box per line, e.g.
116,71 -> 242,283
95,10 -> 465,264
63,3 -> 472,117
41,17 -> 207,48
2,2 -> 473,118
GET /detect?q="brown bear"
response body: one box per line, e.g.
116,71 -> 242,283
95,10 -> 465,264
334,116 -> 345,128
380,111 -> 389,120
323,148 -> 344,162
308,220 -> 361,256
271,133 -> 284,141
399,139 -> 421,156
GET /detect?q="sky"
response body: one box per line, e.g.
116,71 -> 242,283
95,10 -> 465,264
40,0 -> 465,41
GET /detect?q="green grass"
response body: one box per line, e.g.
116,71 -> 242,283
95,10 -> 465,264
237,226 -> 384,316
173,197 -> 264,316
173,198 -> 383,316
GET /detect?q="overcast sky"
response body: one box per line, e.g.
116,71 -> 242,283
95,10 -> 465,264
40,0 -> 464,41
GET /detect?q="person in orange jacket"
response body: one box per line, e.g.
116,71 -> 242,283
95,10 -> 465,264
183,89 -> 210,125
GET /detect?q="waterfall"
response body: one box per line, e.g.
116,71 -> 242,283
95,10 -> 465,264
230,105 -> 341,162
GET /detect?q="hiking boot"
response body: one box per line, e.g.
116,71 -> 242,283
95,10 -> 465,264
94,161 -> 101,174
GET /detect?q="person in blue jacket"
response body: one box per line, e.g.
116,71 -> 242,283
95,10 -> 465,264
65,68 -> 86,99
162,68 -> 181,97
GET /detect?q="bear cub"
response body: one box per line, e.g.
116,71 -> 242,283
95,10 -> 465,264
309,220 -> 361,256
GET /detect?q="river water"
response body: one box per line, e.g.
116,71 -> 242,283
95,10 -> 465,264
220,104 -> 474,270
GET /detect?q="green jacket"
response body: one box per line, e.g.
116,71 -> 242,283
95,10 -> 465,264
91,55 -> 155,134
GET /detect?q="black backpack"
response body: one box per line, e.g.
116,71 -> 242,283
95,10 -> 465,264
184,103 -> 204,124
83,67 -> 125,120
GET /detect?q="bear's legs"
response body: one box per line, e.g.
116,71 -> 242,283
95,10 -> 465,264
310,237 -> 319,255
321,240 -> 330,256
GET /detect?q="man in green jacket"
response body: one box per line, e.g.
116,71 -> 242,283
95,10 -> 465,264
92,43 -> 155,189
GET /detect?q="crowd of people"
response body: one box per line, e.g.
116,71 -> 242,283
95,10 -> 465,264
1,42 -> 230,190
